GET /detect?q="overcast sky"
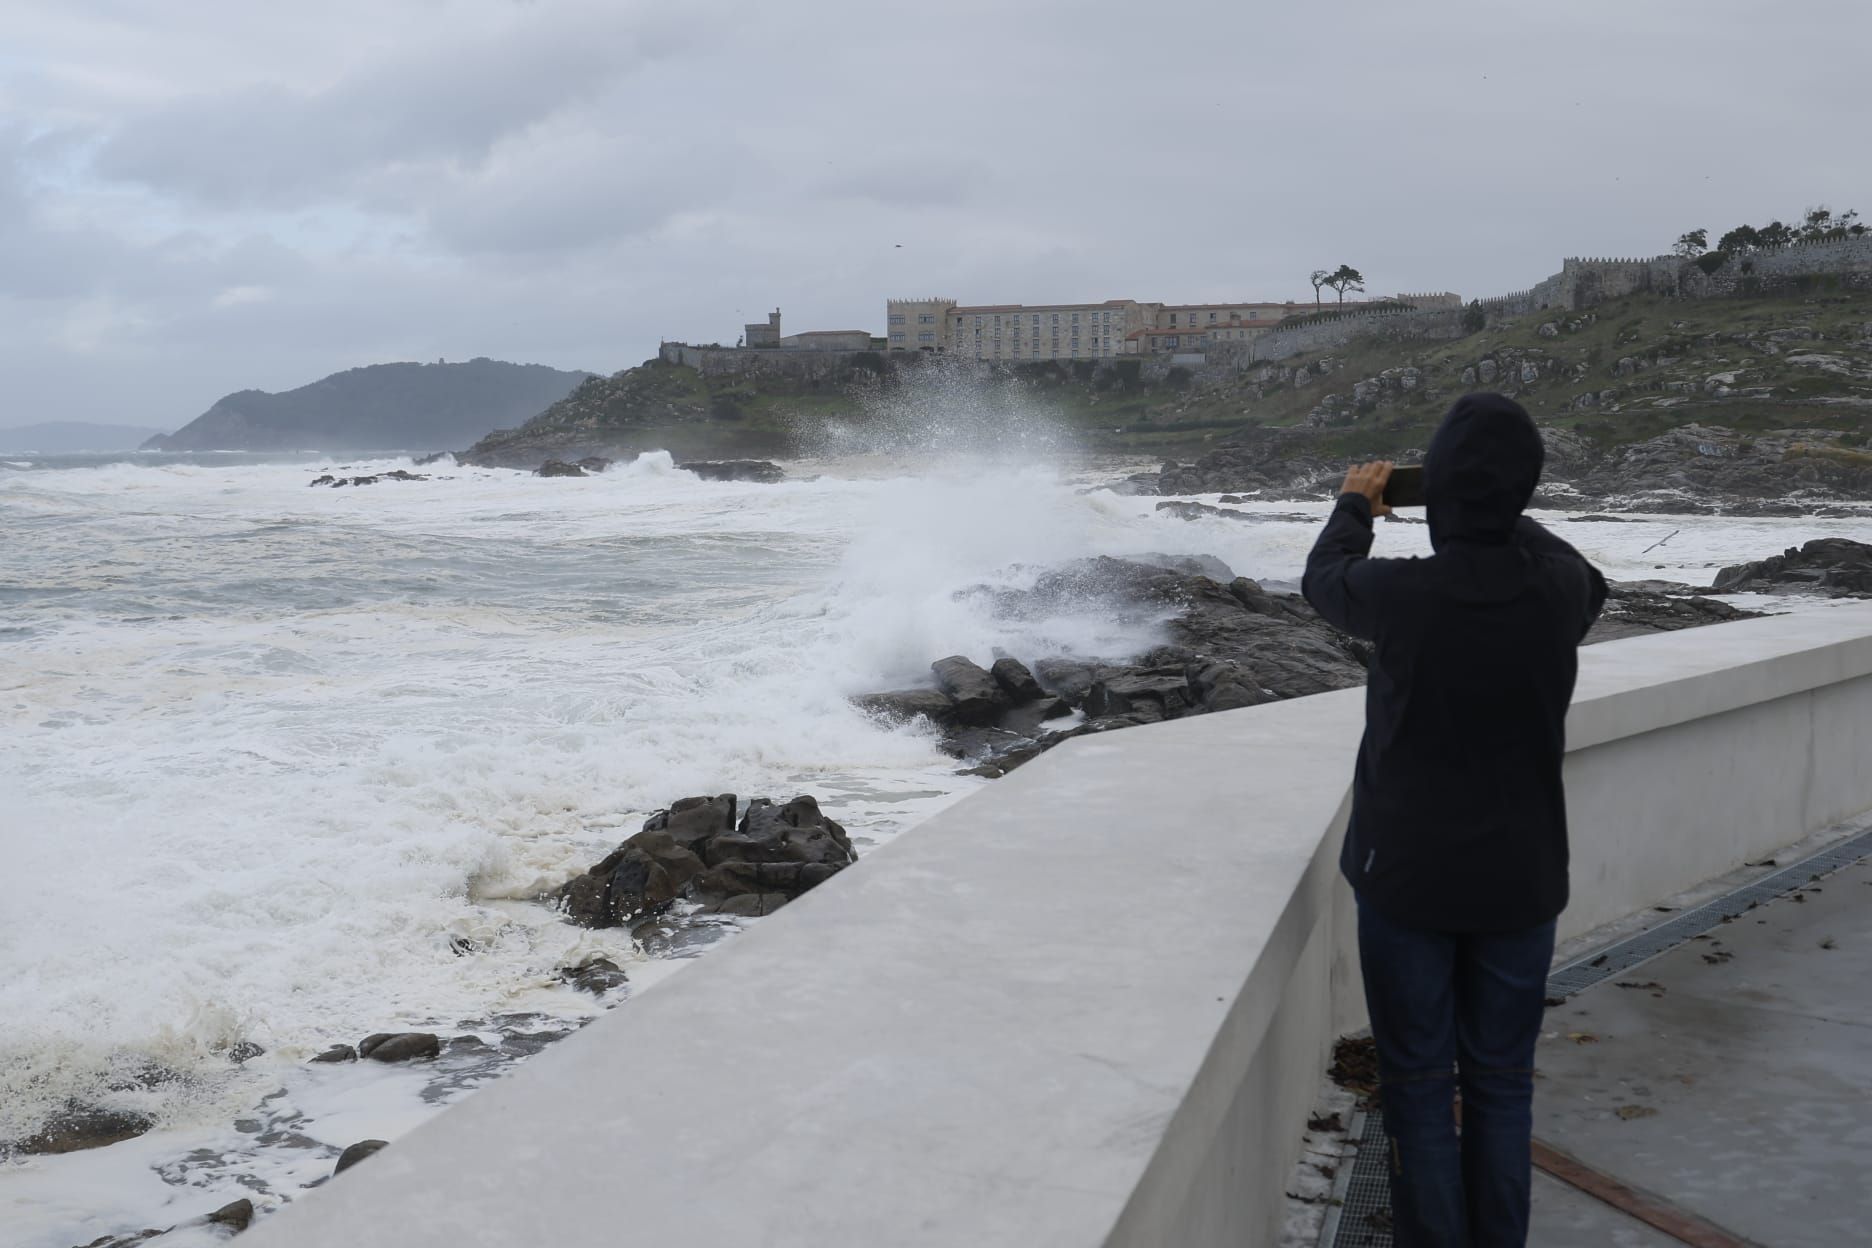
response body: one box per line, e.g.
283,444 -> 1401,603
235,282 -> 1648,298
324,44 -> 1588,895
4,0 -> 1867,428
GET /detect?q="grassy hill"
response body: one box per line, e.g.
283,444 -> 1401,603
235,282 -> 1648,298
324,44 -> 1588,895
461,291 -> 1872,469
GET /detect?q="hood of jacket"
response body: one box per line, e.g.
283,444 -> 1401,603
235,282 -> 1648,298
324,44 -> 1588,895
1424,392 -> 1544,552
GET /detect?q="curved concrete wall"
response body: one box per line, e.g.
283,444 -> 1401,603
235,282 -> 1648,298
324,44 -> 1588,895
244,603 -> 1872,1248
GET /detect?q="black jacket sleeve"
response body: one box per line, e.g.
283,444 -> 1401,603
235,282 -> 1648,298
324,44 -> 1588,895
1516,516 -> 1609,641
1303,493 -> 1386,641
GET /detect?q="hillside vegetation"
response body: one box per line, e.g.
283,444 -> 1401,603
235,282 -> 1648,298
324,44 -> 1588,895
461,291 -> 1872,479
150,358 -> 593,453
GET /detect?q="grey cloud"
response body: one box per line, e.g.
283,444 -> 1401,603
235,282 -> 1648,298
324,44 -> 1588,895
91,7 -> 703,208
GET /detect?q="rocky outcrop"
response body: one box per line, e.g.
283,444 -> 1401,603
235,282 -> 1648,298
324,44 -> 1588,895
556,794 -> 854,927
855,557 -> 1372,777
357,1033 -> 441,1063
308,470 -> 428,488
857,555 -> 1764,778
334,1139 -> 388,1176
70,1199 -> 254,1248
537,460 -> 587,478
15,1104 -> 155,1155
1588,583 -> 1759,642
678,459 -> 786,483
1711,537 -> 1872,597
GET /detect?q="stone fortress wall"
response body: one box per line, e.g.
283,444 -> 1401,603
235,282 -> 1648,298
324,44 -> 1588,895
1253,234 -> 1872,365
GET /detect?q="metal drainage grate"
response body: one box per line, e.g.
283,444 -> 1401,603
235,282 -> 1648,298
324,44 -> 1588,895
1325,1110 -> 1394,1248
1545,824 -> 1872,999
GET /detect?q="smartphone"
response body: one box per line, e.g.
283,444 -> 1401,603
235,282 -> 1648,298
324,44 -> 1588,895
1382,465 -> 1426,508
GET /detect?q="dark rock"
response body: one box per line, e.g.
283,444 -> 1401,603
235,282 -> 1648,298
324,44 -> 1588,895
852,688 -> 958,726
225,1041 -> 266,1063
17,1105 -> 155,1155
537,459 -> 586,477
930,655 -> 1009,725
989,657 -> 1045,702
74,1230 -> 165,1247
677,459 -> 785,483
1711,538 -> 1872,598
556,794 -> 854,931
333,1139 -> 389,1175
1587,584 -> 1760,643
1032,658 -> 1102,706
207,1198 -> 254,1231
642,793 -> 738,853
310,1044 -> 357,1064
309,470 -> 428,488
998,695 -> 1072,736
938,726 -> 1032,760
357,1033 -> 440,1063
1084,673 -> 1195,721
700,892 -> 792,917
556,956 -> 629,995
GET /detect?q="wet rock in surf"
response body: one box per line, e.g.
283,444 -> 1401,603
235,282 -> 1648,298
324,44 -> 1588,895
575,456 -> 613,474
536,459 -> 586,478
74,1228 -> 166,1247
1589,584 -> 1759,642
334,1139 -> 389,1176
556,794 -> 854,928
930,655 -> 1009,726
1711,537 -> 1872,598
309,470 -> 428,488
357,1032 -> 441,1063
556,955 -> 629,995
310,1044 -> 358,1064
989,657 -> 1045,702
853,688 -> 960,726
206,1199 -> 254,1232
15,1104 -> 155,1155
861,554 -> 1775,779
677,459 -> 785,483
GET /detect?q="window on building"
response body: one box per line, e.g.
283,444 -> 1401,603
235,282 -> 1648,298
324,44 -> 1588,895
890,331 -> 906,342
1169,313 -> 1178,325
888,314 -> 906,325
918,314 -> 935,324
1209,312 -> 1218,321
918,331 -> 935,342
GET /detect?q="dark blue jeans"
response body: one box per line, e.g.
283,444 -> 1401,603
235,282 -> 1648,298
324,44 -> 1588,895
1356,899 -> 1555,1248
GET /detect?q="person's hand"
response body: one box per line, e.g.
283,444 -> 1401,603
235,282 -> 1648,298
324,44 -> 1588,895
1340,461 -> 1394,517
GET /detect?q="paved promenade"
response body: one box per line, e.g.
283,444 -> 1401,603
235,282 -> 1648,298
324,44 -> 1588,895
1528,856 -> 1872,1246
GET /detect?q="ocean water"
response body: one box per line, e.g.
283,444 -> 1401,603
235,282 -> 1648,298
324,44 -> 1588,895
1,450 -> 1863,1246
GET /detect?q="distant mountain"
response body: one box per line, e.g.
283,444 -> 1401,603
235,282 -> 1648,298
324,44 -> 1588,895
0,421 -> 171,453
145,358 -> 595,453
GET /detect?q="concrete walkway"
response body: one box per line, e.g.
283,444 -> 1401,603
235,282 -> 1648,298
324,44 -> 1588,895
1529,858 -> 1872,1246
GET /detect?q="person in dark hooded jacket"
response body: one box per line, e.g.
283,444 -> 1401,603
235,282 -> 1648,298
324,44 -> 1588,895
1303,393 -> 1607,1248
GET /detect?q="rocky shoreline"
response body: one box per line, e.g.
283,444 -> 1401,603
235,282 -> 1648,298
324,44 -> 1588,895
852,553 -> 1780,778
1150,422 -> 1872,517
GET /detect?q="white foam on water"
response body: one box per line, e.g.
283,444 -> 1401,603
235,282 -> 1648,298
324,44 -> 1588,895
0,454 -> 1851,1244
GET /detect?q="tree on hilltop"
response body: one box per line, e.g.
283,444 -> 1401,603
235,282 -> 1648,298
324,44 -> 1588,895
1323,264 -> 1366,304
1798,205 -> 1865,240
1672,228 -> 1708,259
1310,269 -> 1331,310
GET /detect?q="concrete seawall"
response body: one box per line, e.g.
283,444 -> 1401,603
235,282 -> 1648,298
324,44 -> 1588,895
243,602 -> 1872,1247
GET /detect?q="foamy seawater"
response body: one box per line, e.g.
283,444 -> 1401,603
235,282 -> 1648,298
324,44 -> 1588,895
1,451 -> 1861,1245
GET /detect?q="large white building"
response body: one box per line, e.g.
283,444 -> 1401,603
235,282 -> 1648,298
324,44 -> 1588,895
886,293 -> 1454,358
